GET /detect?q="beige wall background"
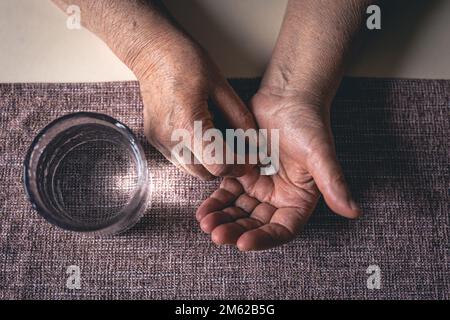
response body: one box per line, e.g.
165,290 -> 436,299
0,0 -> 449,83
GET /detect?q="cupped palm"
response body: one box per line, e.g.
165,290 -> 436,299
196,89 -> 360,251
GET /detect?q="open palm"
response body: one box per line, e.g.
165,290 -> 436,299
196,89 -> 361,251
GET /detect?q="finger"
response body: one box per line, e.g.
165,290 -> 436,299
196,189 -> 239,221
211,78 -> 257,131
196,178 -> 243,221
237,207 -> 310,251
186,116 -> 249,178
211,217 -> 263,245
234,194 -> 260,213
211,79 -> 258,175
171,146 -> 215,181
307,146 -> 361,219
220,177 -> 245,195
236,223 -> 294,251
153,139 -> 214,181
250,202 -> 277,224
200,207 -> 248,233
143,105 -> 215,180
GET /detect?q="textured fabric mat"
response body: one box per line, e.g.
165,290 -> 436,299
0,78 -> 448,300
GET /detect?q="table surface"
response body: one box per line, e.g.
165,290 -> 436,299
1,79 -> 448,299
1,0 -> 450,83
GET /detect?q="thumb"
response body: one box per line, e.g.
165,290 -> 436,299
307,145 -> 361,219
186,117 -> 251,178
210,79 -> 258,175
211,78 -> 257,131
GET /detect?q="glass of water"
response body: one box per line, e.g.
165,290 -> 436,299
23,112 -> 150,235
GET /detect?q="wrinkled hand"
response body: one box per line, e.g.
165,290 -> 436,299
196,88 -> 361,251
137,34 -> 256,180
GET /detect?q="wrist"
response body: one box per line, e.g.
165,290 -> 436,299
262,39 -> 346,108
119,28 -> 181,80
261,61 -> 341,109
80,0 -> 184,80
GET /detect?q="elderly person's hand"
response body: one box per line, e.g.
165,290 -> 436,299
197,0 -> 371,250
137,33 -> 256,179
52,0 -> 256,180
196,88 -> 361,251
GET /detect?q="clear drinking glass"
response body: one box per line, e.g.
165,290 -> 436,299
23,112 -> 150,235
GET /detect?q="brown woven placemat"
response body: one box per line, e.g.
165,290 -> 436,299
0,78 -> 448,300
